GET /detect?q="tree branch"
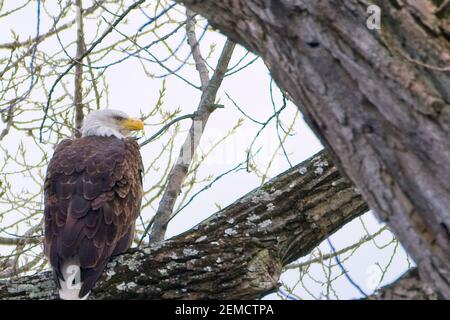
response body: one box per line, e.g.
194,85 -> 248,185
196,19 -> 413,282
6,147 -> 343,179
0,150 -> 368,299
74,0 -> 85,137
186,10 -> 210,90
148,37 -> 236,243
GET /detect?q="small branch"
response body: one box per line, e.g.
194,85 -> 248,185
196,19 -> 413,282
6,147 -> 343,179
147,30 -> 236,243
0,255 -> 43,279
435,0 -> 450,14
74,0 -> 85,136
4,223 -> 42,278
186,10 -> 209,90
139,113 -> 195,148
0,236 -> 41,246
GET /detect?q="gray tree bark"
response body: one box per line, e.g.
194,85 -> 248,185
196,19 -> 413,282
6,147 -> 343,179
175,0 -> 450,298
369,268 -> 438,300
0,151 -> 369,299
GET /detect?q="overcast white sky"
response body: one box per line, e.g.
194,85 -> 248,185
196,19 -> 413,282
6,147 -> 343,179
0,0 -> 412,300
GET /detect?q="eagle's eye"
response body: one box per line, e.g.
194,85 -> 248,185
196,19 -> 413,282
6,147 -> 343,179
113,115 -> 126,121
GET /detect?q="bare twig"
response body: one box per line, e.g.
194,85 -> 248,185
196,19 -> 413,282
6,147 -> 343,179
186,10 -> 209,89
435,0 -> 450,14
39,0 -> 146,142
74,0 -> 85,136
139,113 -> 196,148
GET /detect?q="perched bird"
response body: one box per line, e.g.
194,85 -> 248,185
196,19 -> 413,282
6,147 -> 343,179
43,109 -> 144,300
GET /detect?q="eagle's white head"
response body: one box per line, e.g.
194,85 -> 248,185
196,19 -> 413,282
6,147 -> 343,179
81,109 -> 144,139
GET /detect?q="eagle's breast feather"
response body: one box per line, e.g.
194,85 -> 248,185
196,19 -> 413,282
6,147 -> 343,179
44,136 -> 143,298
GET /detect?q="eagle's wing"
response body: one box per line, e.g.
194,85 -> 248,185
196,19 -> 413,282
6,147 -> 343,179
44,136 -> 143,298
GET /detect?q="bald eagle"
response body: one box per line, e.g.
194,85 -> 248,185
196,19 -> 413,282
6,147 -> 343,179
44,109 -> 144,300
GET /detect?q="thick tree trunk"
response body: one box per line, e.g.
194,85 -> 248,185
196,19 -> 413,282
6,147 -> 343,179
0,151 -> 368,299
176,0 -> 450,298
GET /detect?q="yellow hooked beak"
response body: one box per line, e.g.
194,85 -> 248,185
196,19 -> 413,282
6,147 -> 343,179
121,118 -> 144,131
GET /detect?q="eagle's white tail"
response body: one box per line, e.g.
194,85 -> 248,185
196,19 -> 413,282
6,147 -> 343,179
58,258 -> 89,300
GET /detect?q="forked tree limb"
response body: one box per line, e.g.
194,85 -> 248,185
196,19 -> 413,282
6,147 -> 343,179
149,36 -> 236,243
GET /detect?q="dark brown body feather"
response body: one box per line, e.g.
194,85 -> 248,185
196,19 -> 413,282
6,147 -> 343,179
44,136 -> 143,298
